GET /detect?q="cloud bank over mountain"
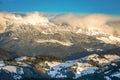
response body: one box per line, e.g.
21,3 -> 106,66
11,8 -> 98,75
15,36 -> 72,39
52,13 -> 120,35
0,12 -> 120,36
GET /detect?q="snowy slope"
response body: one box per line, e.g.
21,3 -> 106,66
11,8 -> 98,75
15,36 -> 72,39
0,53 -> 120,80
47,54 -> 120,79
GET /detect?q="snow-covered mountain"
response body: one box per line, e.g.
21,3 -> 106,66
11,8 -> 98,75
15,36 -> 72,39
0,12 -> 120,79
0,12 -> 120,60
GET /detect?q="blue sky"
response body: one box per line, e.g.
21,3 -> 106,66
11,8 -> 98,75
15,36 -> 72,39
0,0 -> 120,15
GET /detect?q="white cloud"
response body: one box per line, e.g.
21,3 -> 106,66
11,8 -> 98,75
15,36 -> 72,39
0,12 -> 120,35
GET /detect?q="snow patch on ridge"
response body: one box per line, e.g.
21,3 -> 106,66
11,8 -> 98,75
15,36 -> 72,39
35,39 -> 73,46
3,66 -> 17,73
15,56 -> 27,61
96,35 -> 120,44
